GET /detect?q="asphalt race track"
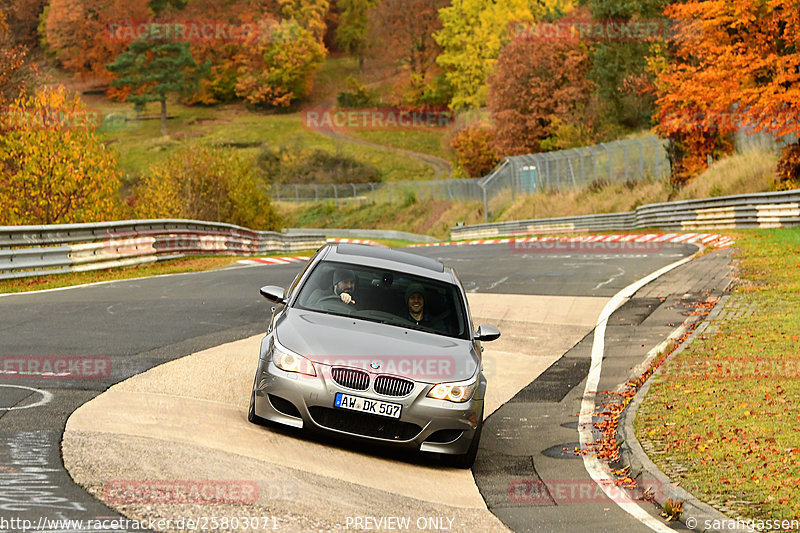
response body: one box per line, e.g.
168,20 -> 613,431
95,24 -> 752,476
0,241 -> 730,533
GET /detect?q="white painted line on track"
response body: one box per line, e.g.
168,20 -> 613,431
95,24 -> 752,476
579,252 -> 699,533
0,384 -> 53,410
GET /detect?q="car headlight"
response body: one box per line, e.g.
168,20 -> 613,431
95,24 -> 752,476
271,341 -> 316,376
426,378 -> 477,403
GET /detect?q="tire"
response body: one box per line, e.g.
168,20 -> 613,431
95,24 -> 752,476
441,416 -> 483,469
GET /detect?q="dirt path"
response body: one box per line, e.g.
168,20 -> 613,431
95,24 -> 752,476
309,97 -> 454,180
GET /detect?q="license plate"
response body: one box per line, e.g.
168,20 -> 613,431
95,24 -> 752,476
334,393 -> 402,419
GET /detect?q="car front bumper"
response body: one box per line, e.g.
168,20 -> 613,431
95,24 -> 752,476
251,354 -> 485,456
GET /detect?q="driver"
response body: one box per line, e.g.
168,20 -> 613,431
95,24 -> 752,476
332,268 -> 357,305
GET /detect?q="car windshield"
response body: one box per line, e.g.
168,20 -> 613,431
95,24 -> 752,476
294,261 -> 469,339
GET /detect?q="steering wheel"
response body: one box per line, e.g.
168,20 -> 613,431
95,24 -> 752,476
315,294 -> 354,313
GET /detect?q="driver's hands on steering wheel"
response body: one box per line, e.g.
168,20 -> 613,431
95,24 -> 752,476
340,293 -> 356,305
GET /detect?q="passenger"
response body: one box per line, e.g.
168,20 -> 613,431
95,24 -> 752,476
403,283 -> 444,332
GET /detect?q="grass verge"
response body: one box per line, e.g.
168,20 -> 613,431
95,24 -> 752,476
0,256 -> 239,294
635,228 -> 800,522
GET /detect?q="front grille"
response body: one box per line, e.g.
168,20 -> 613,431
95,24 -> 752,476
374,375 -> 414,397
308,406 -> 421,440
331,367 -> 370,391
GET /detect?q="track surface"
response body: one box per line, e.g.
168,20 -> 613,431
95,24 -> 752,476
0,243 -> 706,532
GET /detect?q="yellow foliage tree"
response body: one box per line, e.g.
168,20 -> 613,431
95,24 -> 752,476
135,143 -> 282,230
0,86 -> 121,224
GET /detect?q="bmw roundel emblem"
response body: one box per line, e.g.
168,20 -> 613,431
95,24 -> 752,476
370,361 -> 381,370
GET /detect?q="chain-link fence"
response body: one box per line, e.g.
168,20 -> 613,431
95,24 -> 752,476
735,129 -> 798,153
269,178 -> 484,205
268,130 -> 793,218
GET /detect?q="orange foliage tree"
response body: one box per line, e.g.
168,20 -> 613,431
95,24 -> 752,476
488,36 -> 593,157
0,0 -> 48,48
43,0 -> 152,83
0,86 -> 121,224
450,124 -> 499,178
654,0 -> 800,184
0,10 -> 37,106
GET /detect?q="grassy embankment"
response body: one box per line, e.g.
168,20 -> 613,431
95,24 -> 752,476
636,228 -> 800,523
279,148 -> 780,239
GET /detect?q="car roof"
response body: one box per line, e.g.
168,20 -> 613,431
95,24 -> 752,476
321,243 -> 455,283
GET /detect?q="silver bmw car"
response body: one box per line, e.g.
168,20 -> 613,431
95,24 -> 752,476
248,242 -> 499,468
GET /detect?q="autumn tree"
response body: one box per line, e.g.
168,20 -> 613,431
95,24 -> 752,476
235,19 -> 327,107
135,143 -> 281,230
107,27 -> 206,136
450,124 -> 499,177
0,86 -> 121,224
43,0 -> 152,83
368,0 -> 447,80
654,0 -> 800,184
0,0 -> 48,48
0,10 -> 37,107
488,35 -> 593,156
434,0 -> 537,110
335,0 -> 376,70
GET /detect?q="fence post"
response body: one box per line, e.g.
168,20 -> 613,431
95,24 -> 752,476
623,142 -> 629,182
351,183 -> 356,200
370,182 -> 375,203
334,184 -> 338,206
634,138 -> 644,180
480,183 -> 489,223
295,184 -> 299,201
652,137 -> 661,178
314,184 -> 318,201
600,143 -> 612,183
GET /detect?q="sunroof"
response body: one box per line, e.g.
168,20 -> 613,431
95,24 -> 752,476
335,243 -> 444,272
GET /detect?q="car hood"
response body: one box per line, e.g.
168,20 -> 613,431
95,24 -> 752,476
275,308 -> 479,383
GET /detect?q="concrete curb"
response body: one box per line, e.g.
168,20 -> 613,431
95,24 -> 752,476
619,293 -> 753,533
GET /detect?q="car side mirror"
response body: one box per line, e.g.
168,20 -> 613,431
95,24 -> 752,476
475,325 -> 500,342
260,285 -> 286,304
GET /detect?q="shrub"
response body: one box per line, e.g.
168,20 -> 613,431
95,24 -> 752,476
774,142 -> 800,191
134,143 -> 281,230
336,76 -> 379,108
256,147 -> 380,184
450,124 -> 499,178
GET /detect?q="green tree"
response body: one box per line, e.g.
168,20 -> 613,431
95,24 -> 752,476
135,143 -> 281,230
434,0 -> 535,110
107,26 -> 206,136
0,86 -> 120,224
335,0 -> 376,71
586,0 -> 664,129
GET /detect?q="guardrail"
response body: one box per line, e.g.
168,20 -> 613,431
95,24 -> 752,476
0,219 -> 327,281
450,189 -> 800,240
